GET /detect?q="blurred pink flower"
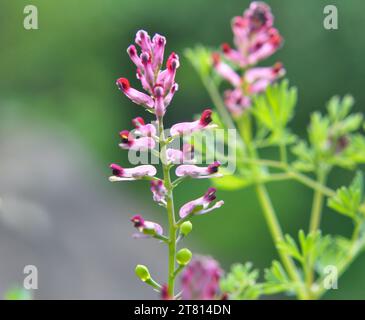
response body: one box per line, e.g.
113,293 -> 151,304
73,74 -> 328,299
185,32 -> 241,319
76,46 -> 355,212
181,256 -> 223,300
212,2 -> 285,116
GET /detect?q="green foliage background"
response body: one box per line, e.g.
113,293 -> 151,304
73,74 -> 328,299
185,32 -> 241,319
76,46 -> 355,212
1,0 -> 364,298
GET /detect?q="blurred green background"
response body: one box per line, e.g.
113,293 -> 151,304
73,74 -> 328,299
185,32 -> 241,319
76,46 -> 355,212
1,0 -> 364,299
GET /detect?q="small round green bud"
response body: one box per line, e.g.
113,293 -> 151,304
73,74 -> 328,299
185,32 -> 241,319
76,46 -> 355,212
180,221 -> 193,236
176,248 -> 192,266
135,264 -> 151,282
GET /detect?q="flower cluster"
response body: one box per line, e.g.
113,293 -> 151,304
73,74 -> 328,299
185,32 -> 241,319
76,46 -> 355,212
109,30 -> 224,298
213,1 -> 285,116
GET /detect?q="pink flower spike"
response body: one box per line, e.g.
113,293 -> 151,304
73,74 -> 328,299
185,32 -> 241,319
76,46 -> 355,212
181,256 -> 223,300
150,180 -> 167,204
170,109 -> 217,136
175,161 -> 222,179
131,214 -> 163,237
116,78 -> 154,109
212,53 -> 241,87
179,187 -> 224,218
152,34 -> 166,71
109,164 -> 157,181
135,30 -> 152,53
132,117 -> 156,137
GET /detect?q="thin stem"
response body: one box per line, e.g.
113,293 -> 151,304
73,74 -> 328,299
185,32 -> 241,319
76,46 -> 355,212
309,170 -> 327,233
255,181 -> 307,299
279,143 -> 288,164
157,116 -> 177,298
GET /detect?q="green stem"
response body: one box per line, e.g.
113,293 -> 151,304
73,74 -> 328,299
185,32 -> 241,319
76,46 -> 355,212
309,170 -> 327,233
158,116 -> 177,298
242,114 -> 307,299
315,223 -> 362,299
279,143 -> 288,164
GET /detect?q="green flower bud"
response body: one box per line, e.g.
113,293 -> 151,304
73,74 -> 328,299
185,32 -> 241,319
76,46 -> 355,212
176,248 -> 192,266
180,221 -> 193,236
135,264 -> 151,282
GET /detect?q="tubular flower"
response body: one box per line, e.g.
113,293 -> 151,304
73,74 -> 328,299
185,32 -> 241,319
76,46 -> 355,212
179,188 -> 224,218
150,180 -> 167,205
170,109 -> 217,136
212,2 -> 284,116
109,164 -> 157,181
175,161 -> 222,179
166,144 -> 195,164
131,214 -> 163,238
181,256 -> 223,300
117,30 -> 179,116
119,130 -> 155,151
132,117 -> 156,137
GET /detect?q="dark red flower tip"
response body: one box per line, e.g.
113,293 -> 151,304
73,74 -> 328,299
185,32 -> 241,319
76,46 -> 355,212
141,52 -> 151,64
157,37 -> 165,46
167,52 -> 178,70
211,52 -> 220,66
116,78 -> 130,91
250,7 -> 268,30
151,179 -> 164,191
130,214 -> 145,228
233,16 -> 246,28
110,163 -> 124,177
207,161 -> 221,174
119,130 -> 132,144
204,187 -> 217,202
269,28 -> 282,46
273,62 -> 283,74
132,117 -> 145,128
199,109 -> 213,126
161,284 -> 170,300
127,45 -> 137,56
221,43 -> 231,53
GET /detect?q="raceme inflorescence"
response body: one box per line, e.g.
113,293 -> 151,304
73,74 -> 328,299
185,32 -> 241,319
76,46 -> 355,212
109,30 -> 224,299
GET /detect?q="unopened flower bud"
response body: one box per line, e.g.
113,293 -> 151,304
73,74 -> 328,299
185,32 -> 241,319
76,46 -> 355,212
135,264 -> 151,282
180,221 -> 193,236
176,248 -> 192,266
